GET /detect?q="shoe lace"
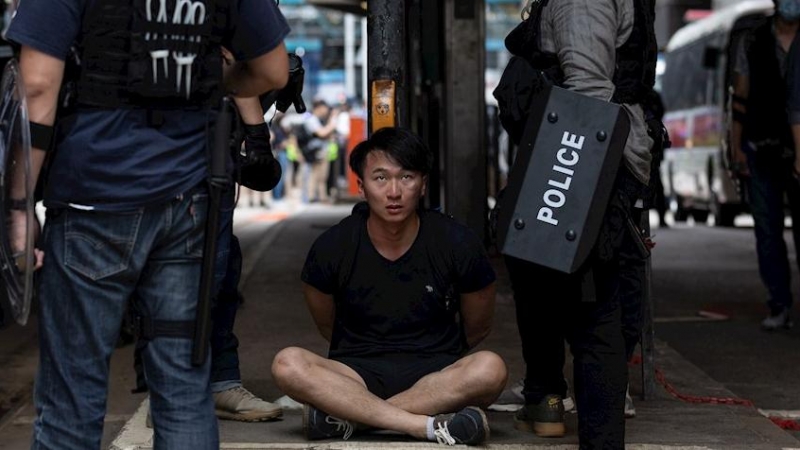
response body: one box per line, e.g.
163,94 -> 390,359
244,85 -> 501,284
231,386 -> 258,400
325,415 -> 354,440
434,422 -> 456,446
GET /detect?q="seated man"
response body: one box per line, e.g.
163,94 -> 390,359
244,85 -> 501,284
271,127 -> 507,446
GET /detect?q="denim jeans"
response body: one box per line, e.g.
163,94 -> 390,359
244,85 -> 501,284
272,150 -> 289,200
32,189 -> 218,450
745,149 -> 800,313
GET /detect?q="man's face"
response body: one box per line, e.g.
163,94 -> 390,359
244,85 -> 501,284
358,150 -> 427,224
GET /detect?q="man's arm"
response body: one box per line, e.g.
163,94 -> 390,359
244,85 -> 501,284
460,283 -> 496,349
303,282 -> 335,342
8,46 -> 64,266
10,46 -> 64,200
233,96 -> 266,125
548,0 -> 619,100
224,42 -> 289,98
730,73 -> 750,177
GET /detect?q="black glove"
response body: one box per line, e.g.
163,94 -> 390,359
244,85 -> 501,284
238,123 -> 282,192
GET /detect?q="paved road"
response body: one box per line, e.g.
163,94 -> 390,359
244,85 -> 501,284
648,218 -> 800,440
1,209 -> 799,448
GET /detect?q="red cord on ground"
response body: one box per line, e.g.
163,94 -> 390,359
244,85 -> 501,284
770,417 -> 800,431
629,355 -> 800,430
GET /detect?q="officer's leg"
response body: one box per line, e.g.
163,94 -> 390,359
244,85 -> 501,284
618,208 -> 646,361
504,256 -> 570,404
566,263 -> 627,450
210,193 -> 239,389
32,208 -> 144,450
136,191 -> 218,450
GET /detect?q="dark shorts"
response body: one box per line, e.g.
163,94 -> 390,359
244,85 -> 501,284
332,353 -> 461,399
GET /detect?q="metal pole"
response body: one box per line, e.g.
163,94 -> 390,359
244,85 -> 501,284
641,214 -> 656,399
367,0 -> 407,131
344,13 -> 356,99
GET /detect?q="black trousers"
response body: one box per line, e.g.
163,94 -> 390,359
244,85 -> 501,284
505,171 -> 646,450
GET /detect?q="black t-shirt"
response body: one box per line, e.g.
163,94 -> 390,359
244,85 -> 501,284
301,208 -> 496,358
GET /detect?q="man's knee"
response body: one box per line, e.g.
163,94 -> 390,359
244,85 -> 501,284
271,346 -> 312,388
464,351 -> 508,394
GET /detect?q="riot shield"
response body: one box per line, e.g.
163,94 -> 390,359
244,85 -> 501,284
0,58 -> 35,326
496,85 -> 630,273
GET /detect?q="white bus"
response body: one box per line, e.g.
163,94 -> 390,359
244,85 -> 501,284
660,0 -> 773,226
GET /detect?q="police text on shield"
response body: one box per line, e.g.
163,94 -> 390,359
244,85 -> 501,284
536,131 -> 585,226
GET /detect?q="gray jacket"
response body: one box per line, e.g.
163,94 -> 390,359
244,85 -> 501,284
539,0 -> 654,185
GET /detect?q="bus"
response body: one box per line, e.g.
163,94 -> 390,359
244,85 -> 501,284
660,0 -> 773,226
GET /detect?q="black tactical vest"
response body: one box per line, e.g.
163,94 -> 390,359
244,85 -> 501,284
744,20 -> 793,147
518,0 -> 658,105
74,0 -> 232,109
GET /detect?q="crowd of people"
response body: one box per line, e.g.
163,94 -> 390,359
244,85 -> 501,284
240,98 -> 361,210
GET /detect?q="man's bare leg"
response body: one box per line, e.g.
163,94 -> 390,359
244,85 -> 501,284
271,347 -> 429,439
387,351 -> 508,415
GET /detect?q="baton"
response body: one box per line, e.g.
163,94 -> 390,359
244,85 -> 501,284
192,96 -> 233,367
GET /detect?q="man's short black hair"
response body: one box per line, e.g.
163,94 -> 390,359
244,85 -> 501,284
349,127 -> 434,179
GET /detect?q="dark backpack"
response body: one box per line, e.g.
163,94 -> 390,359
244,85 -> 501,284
295,122 -> 327,162
492,0 -> 562,145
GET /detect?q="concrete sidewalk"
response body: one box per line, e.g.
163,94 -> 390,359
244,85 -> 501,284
110,205 -> 800,450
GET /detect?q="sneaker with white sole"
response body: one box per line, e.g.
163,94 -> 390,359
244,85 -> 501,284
761,308 -> 793,331
303,404 -> 355,440
213,386 -> 283,422
624,386 -> 636,418
488,379 -> 524,412
433,406 -> 490,446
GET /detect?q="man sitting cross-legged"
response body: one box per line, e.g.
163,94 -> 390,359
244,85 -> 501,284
271,127 -> 507,446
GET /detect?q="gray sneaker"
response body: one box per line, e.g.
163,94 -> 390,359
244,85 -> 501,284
761,309 -> 793,331
303,404 -> 355,440
213,386 -> 283,422
433,406 -> 490,446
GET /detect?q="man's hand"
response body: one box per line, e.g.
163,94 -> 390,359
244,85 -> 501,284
793,157 -> 800,180
8,209 -> 44,271
730,147 -> 750,178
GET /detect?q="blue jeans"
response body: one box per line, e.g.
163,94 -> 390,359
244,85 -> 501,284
32,189 -> 218,450
210,190 -> 242,391
272,150 -> 289,200
745,148 -> 800,313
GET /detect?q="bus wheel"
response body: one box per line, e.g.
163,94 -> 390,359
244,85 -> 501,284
671,196 -> 689,222
692,209 -> 710,224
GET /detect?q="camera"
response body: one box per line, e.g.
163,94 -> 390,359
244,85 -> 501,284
260,53 -> 306,114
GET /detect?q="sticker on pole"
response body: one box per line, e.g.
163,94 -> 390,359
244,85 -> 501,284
0,58 -> 35,326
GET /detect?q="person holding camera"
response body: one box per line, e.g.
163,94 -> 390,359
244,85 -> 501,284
271,127 -> 506,446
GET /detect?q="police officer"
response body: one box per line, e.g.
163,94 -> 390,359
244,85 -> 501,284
5,0 -> 289,448
501,0 -> 657,448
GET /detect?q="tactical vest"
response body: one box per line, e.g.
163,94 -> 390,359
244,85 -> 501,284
74,0 -> 231,110
744,20 -> 793,147
518,0 -> 657,105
